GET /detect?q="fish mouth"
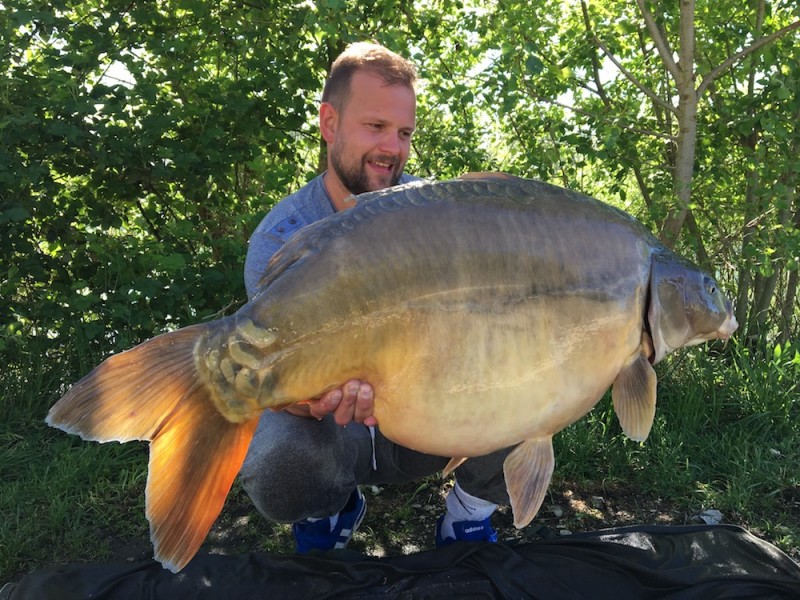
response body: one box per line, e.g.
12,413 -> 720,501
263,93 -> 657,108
717,313 -> 738,340
718,300 -> 739,340
683,312 -> 739,349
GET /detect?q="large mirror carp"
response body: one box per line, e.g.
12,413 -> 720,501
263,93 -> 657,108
47,174 -> 738,571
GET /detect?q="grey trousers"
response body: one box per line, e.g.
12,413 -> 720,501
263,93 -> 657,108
239,410 -> 513,523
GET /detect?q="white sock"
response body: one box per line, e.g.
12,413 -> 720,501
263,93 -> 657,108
440,482 -> 497,540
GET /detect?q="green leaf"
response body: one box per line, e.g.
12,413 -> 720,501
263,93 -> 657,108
2,206 -> 31,223
525,53 -> 544,75
158,254 -> 187,270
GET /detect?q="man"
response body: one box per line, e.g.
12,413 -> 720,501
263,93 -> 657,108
240,42 -> 510,553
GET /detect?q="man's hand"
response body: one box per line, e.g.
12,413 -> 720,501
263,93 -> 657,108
283,380 -> 377,427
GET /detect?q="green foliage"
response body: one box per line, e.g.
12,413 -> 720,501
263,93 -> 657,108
0,341 -> 148,576
3,0 -> 798,352
3,1 -> 289,353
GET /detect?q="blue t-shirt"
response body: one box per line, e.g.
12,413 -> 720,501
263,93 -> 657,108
244,172 -> 420,298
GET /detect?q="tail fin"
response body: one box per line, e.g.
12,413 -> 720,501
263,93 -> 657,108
46,324 -> 260,572
148,388 -> 259,571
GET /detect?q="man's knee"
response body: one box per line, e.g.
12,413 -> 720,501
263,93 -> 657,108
454,448 -> 512,505
240,447 -> 340,521
239,411 -> 364,521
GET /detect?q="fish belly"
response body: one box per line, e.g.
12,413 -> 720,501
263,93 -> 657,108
265,292 -> 641,458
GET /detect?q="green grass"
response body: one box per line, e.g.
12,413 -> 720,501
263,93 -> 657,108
2,337 -> 798,581
0,344 -> 150,580
553,340 -> 800,545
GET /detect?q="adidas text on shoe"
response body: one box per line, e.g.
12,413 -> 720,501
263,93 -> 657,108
435,515 -> 498,547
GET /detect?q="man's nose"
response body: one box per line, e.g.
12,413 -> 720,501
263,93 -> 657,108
378,131 -> 403,155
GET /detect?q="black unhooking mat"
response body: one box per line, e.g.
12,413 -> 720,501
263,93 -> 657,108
9,525 -> 800,599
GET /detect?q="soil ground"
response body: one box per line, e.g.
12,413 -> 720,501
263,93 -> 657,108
100,478 -> 800,568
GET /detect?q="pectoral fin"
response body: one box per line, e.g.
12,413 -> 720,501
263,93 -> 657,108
612,344 -> 657,442
442,457 -> 468,477
503,437 -> 555,528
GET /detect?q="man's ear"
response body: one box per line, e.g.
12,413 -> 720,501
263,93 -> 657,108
319,102 -> 338,144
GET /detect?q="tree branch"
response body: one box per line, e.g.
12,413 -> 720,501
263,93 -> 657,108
677,0 -> 697,90
697,19 -> 800,97
519,81 -> 677,142
579,0 -> 612,107
636,0 -> 680,82
592,35 -> 678,115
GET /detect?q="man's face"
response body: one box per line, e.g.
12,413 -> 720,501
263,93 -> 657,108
325,71 -> 416,196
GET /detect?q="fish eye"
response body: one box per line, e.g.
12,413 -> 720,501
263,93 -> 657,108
703,276 -> 718,295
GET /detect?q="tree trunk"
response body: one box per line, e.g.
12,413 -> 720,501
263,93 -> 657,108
659,0 -> 697,247
781,268 -> 798,345
735,167 -> 759,334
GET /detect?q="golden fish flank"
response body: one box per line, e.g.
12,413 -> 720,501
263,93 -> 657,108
46,174 -> 737,572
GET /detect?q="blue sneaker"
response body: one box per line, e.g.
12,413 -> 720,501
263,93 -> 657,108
434,515 -> 498,546
293,488 -> 367,553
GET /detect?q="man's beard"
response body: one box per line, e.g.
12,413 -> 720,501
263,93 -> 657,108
331,151 -> 401,196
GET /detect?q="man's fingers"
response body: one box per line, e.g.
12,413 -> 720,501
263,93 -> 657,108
302,380 -> 377,426
353,383 -> 375,424
332,381 -> 360,426
308,388 -> 342,419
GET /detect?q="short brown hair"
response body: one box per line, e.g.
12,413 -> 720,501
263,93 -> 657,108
322,42 -> 417,111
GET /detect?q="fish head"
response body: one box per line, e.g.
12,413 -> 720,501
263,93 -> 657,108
648,253 -> 738,364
